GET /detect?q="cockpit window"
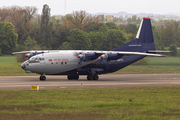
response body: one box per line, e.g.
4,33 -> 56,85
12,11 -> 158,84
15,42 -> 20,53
40,58 -> 44,61
29,57 -> 45,61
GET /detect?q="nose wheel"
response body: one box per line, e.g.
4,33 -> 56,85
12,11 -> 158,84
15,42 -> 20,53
40,75 -> 46,81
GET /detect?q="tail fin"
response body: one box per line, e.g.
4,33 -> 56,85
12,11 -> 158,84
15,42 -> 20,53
113,17 -> 156,52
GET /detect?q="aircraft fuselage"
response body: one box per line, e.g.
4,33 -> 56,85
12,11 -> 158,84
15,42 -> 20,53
21,50 -> 144,76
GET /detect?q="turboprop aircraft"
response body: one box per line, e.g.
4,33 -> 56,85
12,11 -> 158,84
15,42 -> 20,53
13,17 -> 172,81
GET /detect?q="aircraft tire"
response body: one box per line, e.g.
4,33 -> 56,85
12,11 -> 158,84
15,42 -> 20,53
40,76 -> 46,81
67,75 -> 73,80
93,74 -> 99,80
74,75 -> 79,80
87,75 -> 93,80
68,75 -> 79,80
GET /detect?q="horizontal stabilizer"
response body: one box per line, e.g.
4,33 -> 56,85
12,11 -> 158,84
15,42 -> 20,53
118,52 -> 166,57
148,50 -> 174,53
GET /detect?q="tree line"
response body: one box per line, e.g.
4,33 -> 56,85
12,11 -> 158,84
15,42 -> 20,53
0,4 -> 179,56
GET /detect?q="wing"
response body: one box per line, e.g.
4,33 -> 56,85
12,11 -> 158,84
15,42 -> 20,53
148,50 -> 174,53
96,51 -> 166,57
12,51 -> 32,54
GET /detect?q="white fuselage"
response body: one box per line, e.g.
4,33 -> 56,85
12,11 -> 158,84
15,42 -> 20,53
22,51 -> 97,75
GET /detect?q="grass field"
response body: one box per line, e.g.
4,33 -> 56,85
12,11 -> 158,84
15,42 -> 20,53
0,56 -> 180,76
148,57 -> 180,66
1,87 -> 180,120
0,55 -> 17,62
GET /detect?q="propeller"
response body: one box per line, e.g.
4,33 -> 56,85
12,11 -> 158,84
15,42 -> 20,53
27,44 -> 31,51
21,54 -> 26,59
81,45 -> 86,50
99,54 -> 110,69
40,43 -> 45,50
98,45 -> 103,51
77,54 -> 84,68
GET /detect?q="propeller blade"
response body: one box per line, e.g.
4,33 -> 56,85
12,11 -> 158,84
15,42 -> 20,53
78,59 -> 82,68
81,45 -> 86,50
104,59 -> 110,68
21,54 -> 25,59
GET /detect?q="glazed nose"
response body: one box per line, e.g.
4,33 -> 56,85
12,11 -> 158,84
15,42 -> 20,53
21,62 -> 26,69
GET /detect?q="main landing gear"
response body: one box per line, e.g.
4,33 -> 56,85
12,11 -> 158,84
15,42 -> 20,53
87,74 -> 99,80
39,75 -> 46,81
67,75 -> 79,80
67,74 -> 99,80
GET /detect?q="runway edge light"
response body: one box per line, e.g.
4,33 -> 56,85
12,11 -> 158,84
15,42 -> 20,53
31,85 -> 39,90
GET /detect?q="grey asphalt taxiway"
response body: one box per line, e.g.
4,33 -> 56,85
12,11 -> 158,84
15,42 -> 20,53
1,74 -> 180,89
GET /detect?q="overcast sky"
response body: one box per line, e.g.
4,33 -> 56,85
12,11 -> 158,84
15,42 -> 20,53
0,0 -> 180,15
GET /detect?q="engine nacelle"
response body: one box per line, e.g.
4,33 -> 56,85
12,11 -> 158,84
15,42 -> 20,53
25,51 -> 44,58
107,53 -> 123,61
77,52 -> 100,61
100,53 -> 123,61
25,53 -> 32,58
77,54 -> 84,59
100,54 -> 108,59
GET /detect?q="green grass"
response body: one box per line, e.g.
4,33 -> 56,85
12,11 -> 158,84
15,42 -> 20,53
148,57 -> 180,66
0,55 -> 17,62
0,62 -> 37,76
114,65 -> 180,74
1,87 -> 180,119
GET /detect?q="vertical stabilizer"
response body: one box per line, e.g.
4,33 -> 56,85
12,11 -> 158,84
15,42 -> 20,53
113,17 -> 156,52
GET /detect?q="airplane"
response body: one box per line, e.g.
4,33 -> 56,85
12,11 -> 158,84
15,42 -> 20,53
13,17 -> 172,81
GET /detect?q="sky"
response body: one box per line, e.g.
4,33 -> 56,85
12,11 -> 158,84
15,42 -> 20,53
0,0 -> 180,15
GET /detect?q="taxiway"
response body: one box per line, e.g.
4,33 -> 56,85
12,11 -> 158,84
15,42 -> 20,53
1,74 -> 180,89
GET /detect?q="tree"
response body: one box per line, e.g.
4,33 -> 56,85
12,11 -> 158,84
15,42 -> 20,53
88,32 -> 106,50
89,22 -> 107,32
125,23 -> 138,35
67,29 -> 91,50
0,8 -> 9,22
63,11 -> 101,32
24,35 -> 37,49
59,42 -> 73,50
6,6 -> 38,44
152,26 -> 163,50
169,44 -> 178,56
106,22 -> 119,29
127,15 -> 141,25
40,4 -> 53,49
104,29 -> 126,50
0,22 -> 18,54
157,20 -> 180,47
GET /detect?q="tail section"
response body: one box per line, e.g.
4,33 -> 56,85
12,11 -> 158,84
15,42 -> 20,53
113,17 -> 156,52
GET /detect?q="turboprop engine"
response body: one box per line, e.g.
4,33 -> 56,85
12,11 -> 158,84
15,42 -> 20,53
77,52 -> 100,61
100,53 -> 123,61
25,51 -> 44,58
